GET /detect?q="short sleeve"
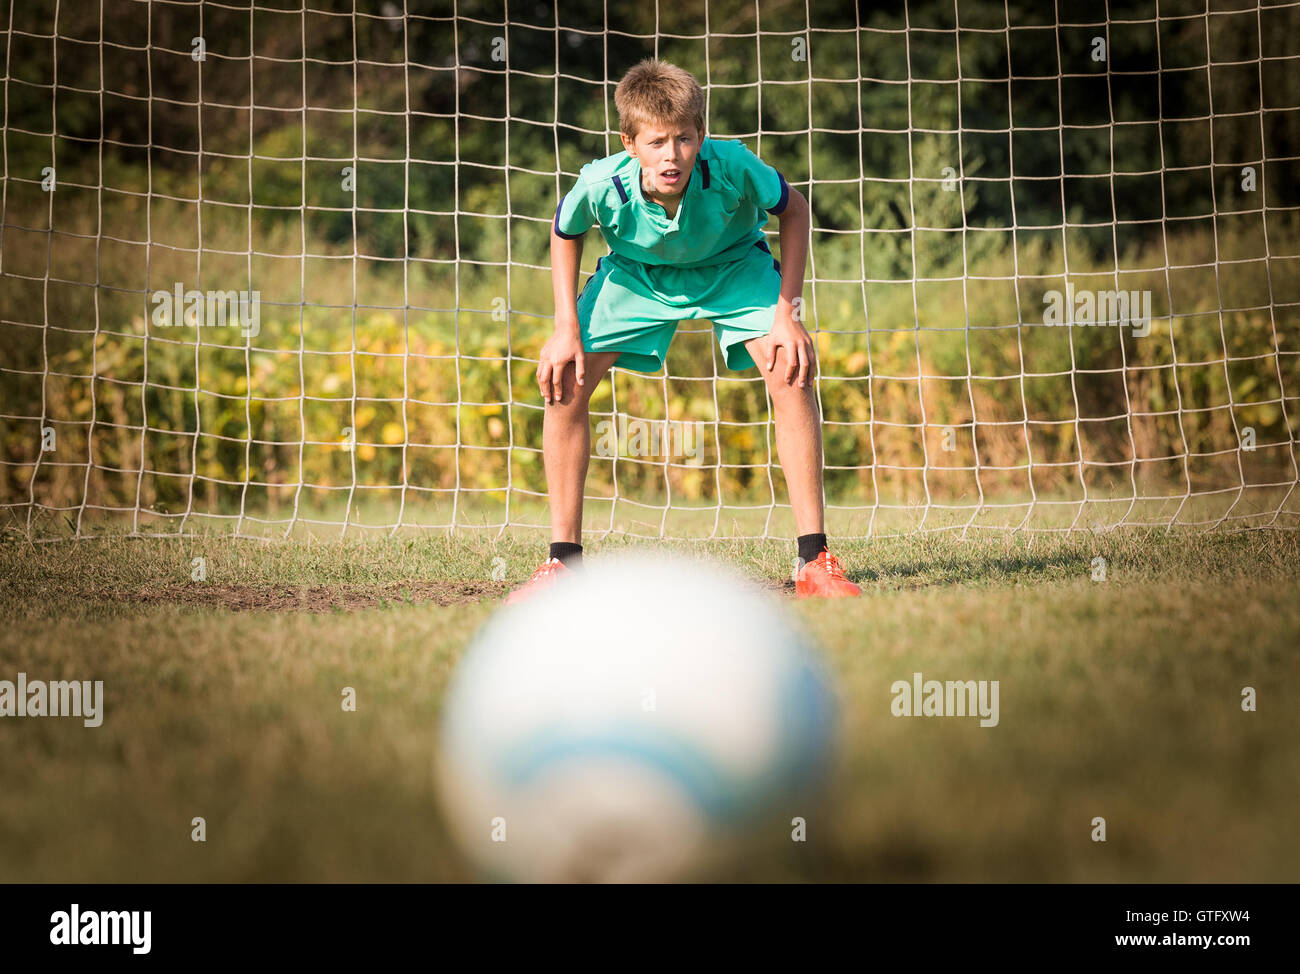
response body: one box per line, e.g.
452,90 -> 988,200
554,177 -> 595,238
727,142 -> 790,215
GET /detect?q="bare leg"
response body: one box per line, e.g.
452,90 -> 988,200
743,334 -> 825,536
543,351 -> 622,544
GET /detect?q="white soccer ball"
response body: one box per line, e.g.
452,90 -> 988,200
436,550 -> 837,882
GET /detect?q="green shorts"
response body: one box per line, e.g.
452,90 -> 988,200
575,239 -> 782,374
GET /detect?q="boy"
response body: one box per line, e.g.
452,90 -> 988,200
508,58 -> 859,603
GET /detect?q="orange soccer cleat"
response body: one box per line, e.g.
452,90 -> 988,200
506,556 -> 573,605
795,550 -> 861,598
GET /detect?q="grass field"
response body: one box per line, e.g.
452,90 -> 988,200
1,524 -> 1298,882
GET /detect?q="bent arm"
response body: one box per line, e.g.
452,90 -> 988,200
775,187 -> 810,319
550,228 -> 584,336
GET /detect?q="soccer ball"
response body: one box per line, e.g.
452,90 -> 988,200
435,550 -> 837,882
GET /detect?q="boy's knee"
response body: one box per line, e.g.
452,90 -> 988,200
549,363 -> 595,408
757,345 -> 801,382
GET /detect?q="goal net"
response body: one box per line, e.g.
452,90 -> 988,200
2,0 -> 1298,541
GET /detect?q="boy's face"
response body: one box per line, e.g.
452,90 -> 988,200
621,121 -> 704,199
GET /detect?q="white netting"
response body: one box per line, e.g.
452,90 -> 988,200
1,0 -> 1297,541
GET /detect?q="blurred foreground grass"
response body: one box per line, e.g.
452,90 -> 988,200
0,526 -> 1297,881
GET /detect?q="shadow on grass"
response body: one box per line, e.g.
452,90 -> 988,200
853,548 -> 1088,589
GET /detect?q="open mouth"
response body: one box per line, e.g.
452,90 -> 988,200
661,168 -> 682,183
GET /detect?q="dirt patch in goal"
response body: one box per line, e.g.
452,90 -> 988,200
94,580 -> 511,613
90,576 -> 798,613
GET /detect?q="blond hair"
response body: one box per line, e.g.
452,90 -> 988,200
614,59 -> 705,139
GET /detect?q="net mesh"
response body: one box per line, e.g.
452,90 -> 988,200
1,0 -> 1297,541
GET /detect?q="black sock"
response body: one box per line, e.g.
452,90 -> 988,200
797,532 -> 828,567
548,541 -> 583,567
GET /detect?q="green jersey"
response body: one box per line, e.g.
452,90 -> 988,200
553,136 -> 790,268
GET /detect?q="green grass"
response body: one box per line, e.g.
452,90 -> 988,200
1,525 -> 1297,881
